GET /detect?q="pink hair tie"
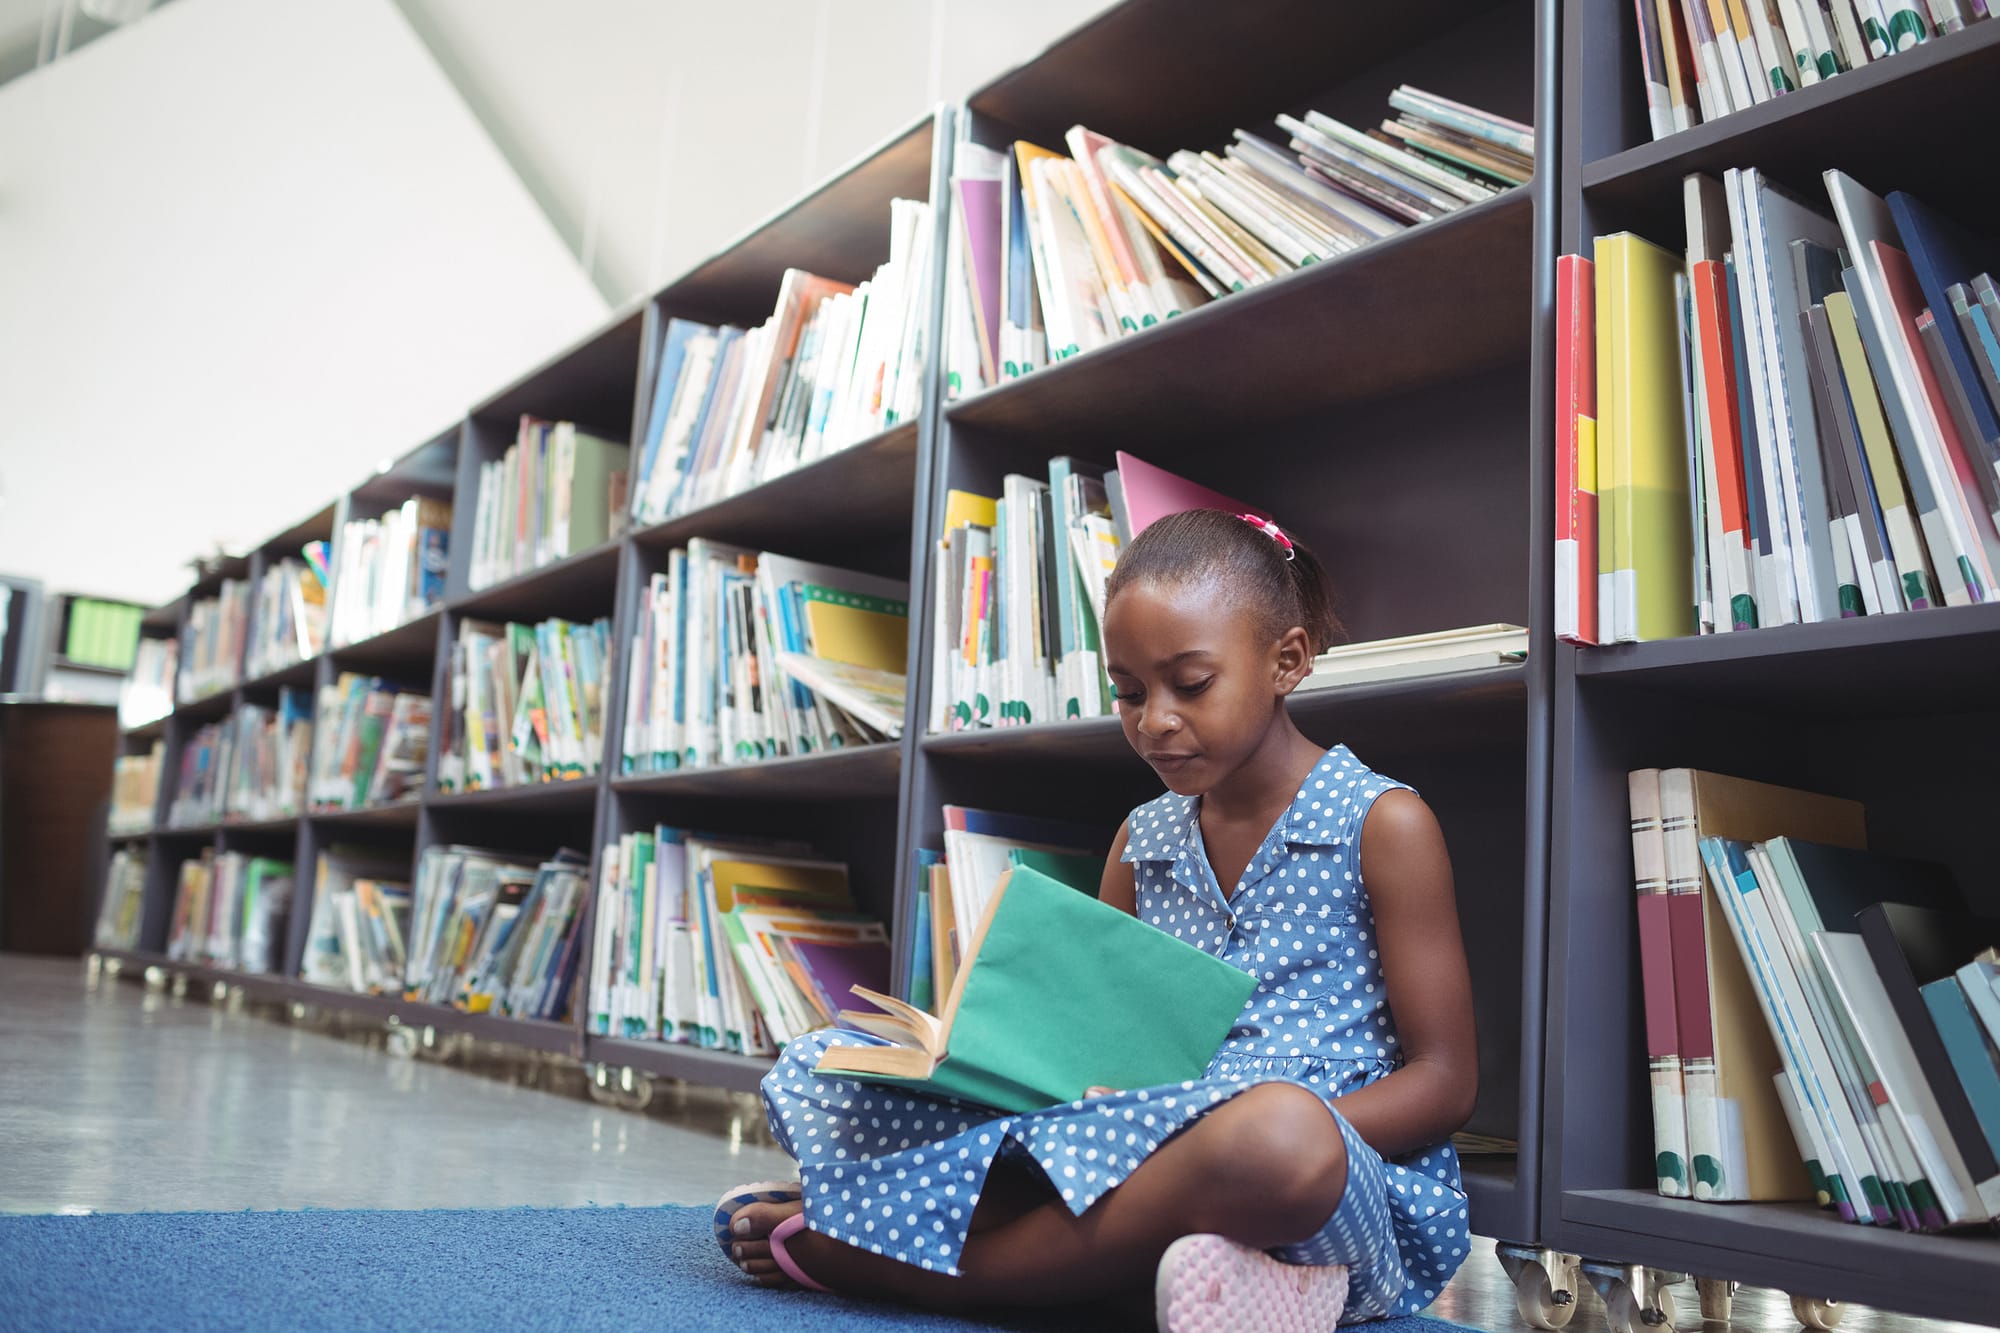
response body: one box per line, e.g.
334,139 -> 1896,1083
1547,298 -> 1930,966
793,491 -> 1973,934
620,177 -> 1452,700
1238,512 -> 1295,561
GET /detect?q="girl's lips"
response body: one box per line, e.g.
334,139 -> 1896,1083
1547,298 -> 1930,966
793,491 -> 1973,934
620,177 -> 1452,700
1146,753 -> 1198,769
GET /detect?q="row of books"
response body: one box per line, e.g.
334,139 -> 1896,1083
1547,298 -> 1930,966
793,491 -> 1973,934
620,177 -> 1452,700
628,207 -> 937,527
306,674 -> 429,811
298,842 -> 590,1019
468,417 -> 627,592
1558,169 -> 2000,643
587,829 -> 887,1054
328,498 -> 450,647
94,848 -> 146,952
1629,767 -> 2000,1229
178,581 -> 250,702
903,806 -> 1105,1016
167,694 -> 314,827
436,616 -> 612,791
941,87 -> 1530,394
1633,0 -> 1988,144
110,742 -> 163,833
62,597 -> 144,670
245,553 -> 328,678
165,851 -> 295,974
618,546 -> 907,773
929,451 -> 1258,731
119,637 -> 176,729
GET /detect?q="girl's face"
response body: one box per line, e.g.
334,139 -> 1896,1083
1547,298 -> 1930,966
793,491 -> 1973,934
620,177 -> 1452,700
1102,576 -> 1311,796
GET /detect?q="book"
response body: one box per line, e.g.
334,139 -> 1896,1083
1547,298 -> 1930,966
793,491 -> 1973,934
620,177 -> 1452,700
815,865 -> 1258,1112
441,616 -> 609,789
1557,254 -> 1601,644
1598,232 -> 1695,641
178,580 -> 250,702
1858,902 -> 2000,1213
469,419 -> 626,591
1630,769 -> 1694,1197
328,495 -> 450,646
94,847 -> 148,951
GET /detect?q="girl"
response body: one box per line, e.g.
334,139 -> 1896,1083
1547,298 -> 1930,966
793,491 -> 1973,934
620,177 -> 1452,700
719,508 -> 1479,1330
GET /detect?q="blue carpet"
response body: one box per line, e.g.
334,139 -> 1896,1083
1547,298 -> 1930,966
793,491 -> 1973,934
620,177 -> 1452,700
0,1204 -> 1482,1332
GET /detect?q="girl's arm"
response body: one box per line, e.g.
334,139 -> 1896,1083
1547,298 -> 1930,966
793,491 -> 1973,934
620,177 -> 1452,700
1324,789 -> 1480,1160
1098,819 -> 1137,916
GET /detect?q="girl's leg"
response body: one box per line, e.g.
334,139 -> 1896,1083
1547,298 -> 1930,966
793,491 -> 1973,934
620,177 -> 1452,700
733,1081 -> 1348,1313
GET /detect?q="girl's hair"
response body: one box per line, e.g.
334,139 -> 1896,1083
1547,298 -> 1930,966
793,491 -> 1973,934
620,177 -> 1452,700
1105,508 -> 1343,653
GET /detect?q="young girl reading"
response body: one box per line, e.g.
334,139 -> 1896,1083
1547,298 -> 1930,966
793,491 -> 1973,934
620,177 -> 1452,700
718,508 -> 1479,1330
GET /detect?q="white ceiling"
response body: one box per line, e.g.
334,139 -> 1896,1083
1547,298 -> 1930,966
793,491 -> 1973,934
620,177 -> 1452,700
1,0 -> 1115,304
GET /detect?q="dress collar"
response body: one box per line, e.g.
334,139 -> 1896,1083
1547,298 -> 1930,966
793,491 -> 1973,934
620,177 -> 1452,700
1120,745 -> 1355,868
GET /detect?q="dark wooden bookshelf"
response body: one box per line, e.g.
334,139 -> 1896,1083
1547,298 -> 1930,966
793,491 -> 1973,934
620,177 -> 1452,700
1544,1 -> 2000,1321
611,743 -> 903,802
96,0 -> 1601,1303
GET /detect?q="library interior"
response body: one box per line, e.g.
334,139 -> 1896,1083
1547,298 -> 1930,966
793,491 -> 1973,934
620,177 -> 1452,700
5,1 -> 2000,1331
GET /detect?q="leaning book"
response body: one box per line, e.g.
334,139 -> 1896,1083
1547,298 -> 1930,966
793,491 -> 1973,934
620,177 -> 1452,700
814,865 -> 1255,1113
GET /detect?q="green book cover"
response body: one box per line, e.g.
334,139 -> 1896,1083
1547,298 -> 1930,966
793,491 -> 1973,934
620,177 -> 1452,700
1006,847 -> 1103,898
817,865 -> 1254,1113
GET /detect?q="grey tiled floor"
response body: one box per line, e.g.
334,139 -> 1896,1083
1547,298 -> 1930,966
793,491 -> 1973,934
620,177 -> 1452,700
0,954 -> 1989,1333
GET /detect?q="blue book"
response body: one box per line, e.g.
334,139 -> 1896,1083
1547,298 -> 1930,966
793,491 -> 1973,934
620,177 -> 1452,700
908,851 -> 938,1015
1726,259 -> 1772,609
1886,192 -> 2000,464
1922,977 -> 2000,1163
635,319 -> 714,511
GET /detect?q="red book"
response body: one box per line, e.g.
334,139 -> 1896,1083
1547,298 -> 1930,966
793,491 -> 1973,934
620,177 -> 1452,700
1556,254 -> 1599,644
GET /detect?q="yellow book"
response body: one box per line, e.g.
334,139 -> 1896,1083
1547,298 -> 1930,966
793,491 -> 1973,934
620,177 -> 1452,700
1595,249 -> 1621,645
706,857 -> 851,913
943,488 -> 997,532
802,597 -> 907,673
1825,292 -> 1936,611
1597,232 -> 1693,642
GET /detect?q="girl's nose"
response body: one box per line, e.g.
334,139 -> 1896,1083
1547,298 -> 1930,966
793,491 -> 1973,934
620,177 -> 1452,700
1136,701 -> 1178,737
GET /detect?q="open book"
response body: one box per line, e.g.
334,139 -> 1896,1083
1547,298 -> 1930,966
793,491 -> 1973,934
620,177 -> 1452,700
814,865 -> 1256,1112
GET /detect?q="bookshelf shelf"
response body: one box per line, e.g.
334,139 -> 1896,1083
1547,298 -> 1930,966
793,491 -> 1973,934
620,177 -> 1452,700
237,657 -> 318,695
1558,1191 -> 2000,1322
289,983 -> 581,1057
585,1036 -> 774,1095
1573,604 -> 2000,716
922,667 -> 1529,772
216,816 -> 303,837
453,539 -> 622,623
946,191 -> 1533,444
325,609 -> 442,674
629,423 -> 920,566
156,822 -> 222,839
612,743 -> 902,801
121,713 -> 170,742
1579,20 -> 2000,214
174,688 -> 236,723
305,800 -> 422,830
424,780 -> 600,817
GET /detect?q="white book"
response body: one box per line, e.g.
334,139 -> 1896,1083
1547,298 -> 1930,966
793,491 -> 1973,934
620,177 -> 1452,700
1706,0 -> 1765,106
1774,0 -> 1825,83
1724,169 -> 1803,623
1746,0 -> 1798,95
1817,932 -> 1992,1223
1301,111 -> 1495,205
1825,169 -> 1997,604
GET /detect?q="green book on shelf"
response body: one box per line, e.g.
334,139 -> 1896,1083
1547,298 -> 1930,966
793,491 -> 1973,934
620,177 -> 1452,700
815,865 -> 1254,1113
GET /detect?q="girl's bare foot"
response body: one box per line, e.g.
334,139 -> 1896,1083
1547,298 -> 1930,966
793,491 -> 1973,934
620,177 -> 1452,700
728,1198 -> 809,1287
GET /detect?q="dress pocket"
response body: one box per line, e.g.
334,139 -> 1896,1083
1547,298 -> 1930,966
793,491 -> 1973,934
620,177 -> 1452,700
1234,902 -> 1359,1006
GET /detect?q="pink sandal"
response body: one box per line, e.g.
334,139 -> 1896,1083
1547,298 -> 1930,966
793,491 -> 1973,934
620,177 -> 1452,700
767,1212 -> 832,1293
1155,1233 -> 1347,1332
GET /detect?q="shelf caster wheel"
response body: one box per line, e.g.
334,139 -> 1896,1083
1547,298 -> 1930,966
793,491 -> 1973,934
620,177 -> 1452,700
1496,1245 -> 1581,1329
1584,1262 -> 1682,1333
614,1066 -> 655,1112
1695,1277 -> 1736,1324
169,973 -> 189,999
587,1063 -> 621,1106
144,966 -> 167,991
1790,1296 -> 1842,1330
384,1025 -> 418,1059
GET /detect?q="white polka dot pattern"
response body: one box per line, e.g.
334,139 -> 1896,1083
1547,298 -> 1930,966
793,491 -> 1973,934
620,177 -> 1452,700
759,745 -> 1470,1321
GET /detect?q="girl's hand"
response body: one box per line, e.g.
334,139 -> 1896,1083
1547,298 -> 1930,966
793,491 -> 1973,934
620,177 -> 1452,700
1085,1086 -> 1118,1098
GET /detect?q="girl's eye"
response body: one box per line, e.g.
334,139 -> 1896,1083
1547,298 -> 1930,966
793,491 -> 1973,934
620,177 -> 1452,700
1112,689 -> 1144,704
1176,677 -> 1214,696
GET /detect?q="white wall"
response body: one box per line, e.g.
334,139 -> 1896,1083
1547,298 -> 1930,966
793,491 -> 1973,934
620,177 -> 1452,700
396,0 -> 1117,302
0,0 -> 608,604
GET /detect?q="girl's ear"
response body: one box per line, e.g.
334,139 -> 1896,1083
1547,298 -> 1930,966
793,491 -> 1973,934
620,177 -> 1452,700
1273,625 -> 1314,695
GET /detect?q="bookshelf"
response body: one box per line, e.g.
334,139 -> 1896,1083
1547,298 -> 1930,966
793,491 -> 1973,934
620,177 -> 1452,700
1543,3 -> 2000,1324
94,0 -> 1575,1296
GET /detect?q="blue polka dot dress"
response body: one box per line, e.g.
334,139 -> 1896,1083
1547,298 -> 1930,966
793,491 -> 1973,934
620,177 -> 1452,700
761,745 -> 1470,1321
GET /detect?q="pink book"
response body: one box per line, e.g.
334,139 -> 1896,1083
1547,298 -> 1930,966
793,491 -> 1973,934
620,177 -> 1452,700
1113,450 -> 1270,539
955,177 -> 1004,384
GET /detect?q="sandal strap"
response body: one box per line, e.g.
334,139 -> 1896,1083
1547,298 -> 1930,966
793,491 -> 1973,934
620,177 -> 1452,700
768,1212 -> 832,1293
